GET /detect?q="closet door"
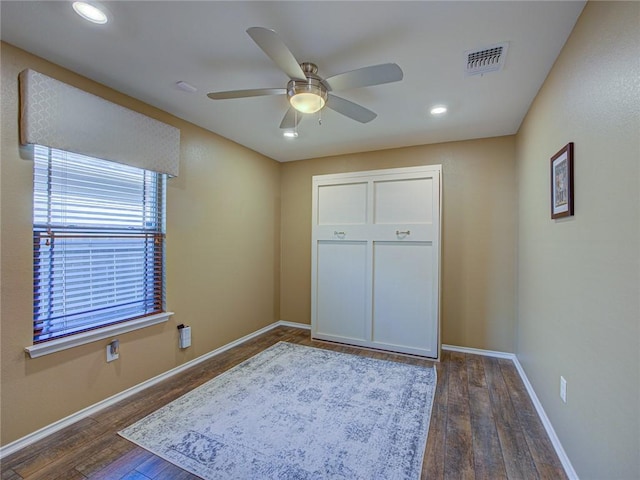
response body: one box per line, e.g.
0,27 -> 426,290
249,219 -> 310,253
371,175 -> 439,356
311,166 -> 441,358
312,181 -> 370,342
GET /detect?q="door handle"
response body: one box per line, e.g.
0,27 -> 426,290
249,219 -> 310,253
396,230 -> 411,236
334,231 -> 346,238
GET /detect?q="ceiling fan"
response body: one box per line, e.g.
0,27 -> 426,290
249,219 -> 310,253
207,27 -> 403,129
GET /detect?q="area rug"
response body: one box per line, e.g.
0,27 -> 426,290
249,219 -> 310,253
119,341 -> 436,479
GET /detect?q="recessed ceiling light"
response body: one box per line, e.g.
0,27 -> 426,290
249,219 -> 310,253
72,2 -> 108,24
283,131 -> 298,139
430,105 -> 448,116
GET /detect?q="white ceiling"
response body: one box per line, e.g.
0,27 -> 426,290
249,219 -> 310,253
1,1 -> 585,162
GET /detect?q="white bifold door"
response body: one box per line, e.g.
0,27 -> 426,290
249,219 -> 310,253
311,166 -> 441,358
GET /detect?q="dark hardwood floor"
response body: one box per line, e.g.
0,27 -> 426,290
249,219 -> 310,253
1,326 -> 567,479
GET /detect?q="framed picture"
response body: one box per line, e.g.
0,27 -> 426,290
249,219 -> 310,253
550,142 -> 574,219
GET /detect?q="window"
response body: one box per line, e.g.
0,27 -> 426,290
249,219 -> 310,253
33,145 -> 166,343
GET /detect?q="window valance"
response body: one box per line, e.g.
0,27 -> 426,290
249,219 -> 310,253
19,69 -> 180,177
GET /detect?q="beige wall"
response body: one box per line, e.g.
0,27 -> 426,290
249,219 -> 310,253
0,42 -> 281,445
280,137 -> 517,353
515,2 -> 640,479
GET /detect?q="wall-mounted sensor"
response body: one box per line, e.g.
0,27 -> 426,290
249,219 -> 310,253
178,324 -> 191,349
176,81 -> 198,93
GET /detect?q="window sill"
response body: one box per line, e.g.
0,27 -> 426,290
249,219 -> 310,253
25,312 -> 174,359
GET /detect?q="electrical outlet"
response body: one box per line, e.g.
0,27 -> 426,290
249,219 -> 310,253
106,340 -> 119,362
560,376 -> 567,403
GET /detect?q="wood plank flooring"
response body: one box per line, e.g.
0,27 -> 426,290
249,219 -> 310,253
1,326 -> 567,479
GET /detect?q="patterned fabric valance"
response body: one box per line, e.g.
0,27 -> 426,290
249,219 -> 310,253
19,69 -> 180,177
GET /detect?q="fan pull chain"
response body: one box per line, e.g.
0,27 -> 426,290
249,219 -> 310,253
318,108 -> 322,126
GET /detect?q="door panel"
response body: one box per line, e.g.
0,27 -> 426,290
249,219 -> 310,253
315,241 -> 368,341
374,177 -> 433,224
372,242 -> 435,353
317,182 -> 367,225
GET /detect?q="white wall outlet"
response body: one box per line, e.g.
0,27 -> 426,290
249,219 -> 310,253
560,375 -> 567,403
179,326 -> 191,349
106,339 -> 119,362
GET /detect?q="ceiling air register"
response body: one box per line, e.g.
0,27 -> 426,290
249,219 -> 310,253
465,42 -> 509,76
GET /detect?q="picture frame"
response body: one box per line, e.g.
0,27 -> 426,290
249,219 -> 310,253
550,142 -> 574,219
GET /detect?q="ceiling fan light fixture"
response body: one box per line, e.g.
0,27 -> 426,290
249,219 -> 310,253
287,78 -> 327,114
291,93 -> 325,114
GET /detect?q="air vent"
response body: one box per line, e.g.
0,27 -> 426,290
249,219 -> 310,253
465,42 -> 509,76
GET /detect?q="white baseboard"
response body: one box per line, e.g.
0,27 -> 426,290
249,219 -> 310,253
0,320 -> 310,459
511,356 -> 579,479
277,320 -> 311,330
442,343 -> 516,360
442,343 -> 578,480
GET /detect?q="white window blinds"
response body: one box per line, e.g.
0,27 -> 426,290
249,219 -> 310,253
33,145 -> 166,342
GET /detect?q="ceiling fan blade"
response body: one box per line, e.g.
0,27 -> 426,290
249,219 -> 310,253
247,27 -> 306,81
207,88 -> 285,100
326,95 -> 377,123
279,107 -> 302,129
324,63 -> 403,91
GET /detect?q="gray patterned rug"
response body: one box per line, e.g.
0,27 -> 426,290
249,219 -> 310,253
119,342 -> 436,479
